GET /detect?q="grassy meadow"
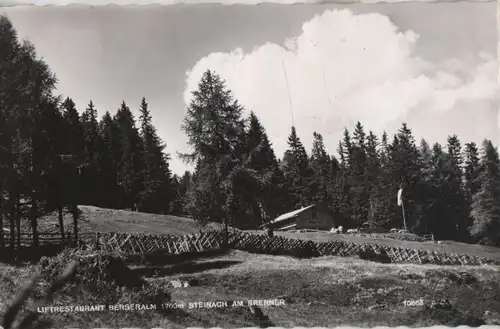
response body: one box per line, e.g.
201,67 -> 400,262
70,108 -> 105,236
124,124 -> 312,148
1,207 -> 500,328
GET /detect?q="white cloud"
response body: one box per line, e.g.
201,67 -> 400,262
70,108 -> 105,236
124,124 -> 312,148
184,9 -> 498,158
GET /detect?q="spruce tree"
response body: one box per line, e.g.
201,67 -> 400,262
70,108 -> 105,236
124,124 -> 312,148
349,122 -> 370,226
282,126 -> 313,208
80,101 -> 102,206
138,97 -> 173,214
40,99 -> 69,240
446,135 -> 470,240
114,101 -> 145,210
341,128 -> 353,169
81,101 -> 100,163
60,97 -> 86,205
419,139 -> 432,166
245,112 -> 286,220
310,132 -> 332,207
386,123 -> 422,231
469,139 -> 500,246
464,142 -> 481,198
367,131 -> 393,228
97,111 -> 120,208
415,138 -> 433,233
423,143 -> 459,239
332,139 -> 352,219
365,131 -> 383,226
246,112 -> 278,171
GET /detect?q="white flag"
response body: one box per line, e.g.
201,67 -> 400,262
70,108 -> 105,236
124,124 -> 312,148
397,188 -> 403,206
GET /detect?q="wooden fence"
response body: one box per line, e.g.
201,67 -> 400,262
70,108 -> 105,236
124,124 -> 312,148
83,230 -> 234,254
2,232 -> 75,247
78,230 -> 499,267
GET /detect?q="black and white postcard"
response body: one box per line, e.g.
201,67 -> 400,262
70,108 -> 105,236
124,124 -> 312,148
0,1 -> 499,328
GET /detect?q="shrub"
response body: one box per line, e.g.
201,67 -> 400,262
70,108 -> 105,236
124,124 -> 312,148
39,249 -> 143,286
36,248 -> 174,308
37,248 -> 146,304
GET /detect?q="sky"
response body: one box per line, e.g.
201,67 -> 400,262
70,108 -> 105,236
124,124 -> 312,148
0,3 -> 498,175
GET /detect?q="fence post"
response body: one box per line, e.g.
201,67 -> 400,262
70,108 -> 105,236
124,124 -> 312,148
0,220 -> 4,248
95,232 -> 101,250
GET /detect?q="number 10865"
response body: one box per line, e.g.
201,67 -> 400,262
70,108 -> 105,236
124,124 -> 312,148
402,299 -> 424,307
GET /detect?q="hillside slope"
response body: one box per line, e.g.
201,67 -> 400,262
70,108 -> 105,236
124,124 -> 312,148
36,205 -> 224,236
31,206 -> 500,262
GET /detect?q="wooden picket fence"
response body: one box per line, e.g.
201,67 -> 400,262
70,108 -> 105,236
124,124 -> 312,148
231,233 -> 496,266
79,230 -> 500,267
82,230 -> 237,254
2,232 -> 75,247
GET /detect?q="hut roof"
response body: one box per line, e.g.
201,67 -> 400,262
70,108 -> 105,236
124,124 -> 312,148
260,205 -> 316,228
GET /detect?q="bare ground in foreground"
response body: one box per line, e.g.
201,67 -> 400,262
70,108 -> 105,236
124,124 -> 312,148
1,250 -> 499,328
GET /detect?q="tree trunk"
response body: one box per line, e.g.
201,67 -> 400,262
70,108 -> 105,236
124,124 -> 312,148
72,204 -> 78,247
30,197 -> 39,247
58,205 -> 65,240
0,198 -> 5,248
15,196 -> 20,249
8,192 -> 15,248
57,165 -> 65,240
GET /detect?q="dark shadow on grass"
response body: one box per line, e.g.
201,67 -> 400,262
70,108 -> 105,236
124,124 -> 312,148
31,317 -> 55,329
407,307 -> 486,327
359,250 -> 392,264
156,307 -> 213,327
125,249 -> 232,266
132,260 -> 242,277
0,245 -> 71,265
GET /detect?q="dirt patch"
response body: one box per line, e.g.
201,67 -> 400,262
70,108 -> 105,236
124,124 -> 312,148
2,249 -> 499,328
166,252 -> 500,327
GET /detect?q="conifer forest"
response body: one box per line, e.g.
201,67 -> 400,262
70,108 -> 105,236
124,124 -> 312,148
1,15 -> 499,250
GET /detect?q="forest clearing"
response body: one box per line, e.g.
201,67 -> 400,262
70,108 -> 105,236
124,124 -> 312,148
1,207 -> 500,328
34,206 -> 500,262
1,4 -> 500,328
1,245 -> 500,328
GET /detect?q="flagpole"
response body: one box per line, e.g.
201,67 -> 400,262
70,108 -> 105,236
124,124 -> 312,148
401,198 -> 408,232
397,186 -> 408,232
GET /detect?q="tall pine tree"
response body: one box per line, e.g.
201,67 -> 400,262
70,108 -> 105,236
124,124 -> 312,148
282,126 -> 313,209
97,111 -> 120,208
180,70 -> 255,230
386,123 -> 422,231
310,132 -> 332,207
80,101 -> 102,206
446,135 -> 470,240
114,101 -> 145,210
349,122 -> 370,226
138,97 -> 174,214
469,139 -> 500,246
245,112 -> 287,221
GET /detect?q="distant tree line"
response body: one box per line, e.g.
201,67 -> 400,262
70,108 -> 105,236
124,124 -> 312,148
182,70 -> 500,247
0,17 -> 178,248
1,16 -> 499,248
